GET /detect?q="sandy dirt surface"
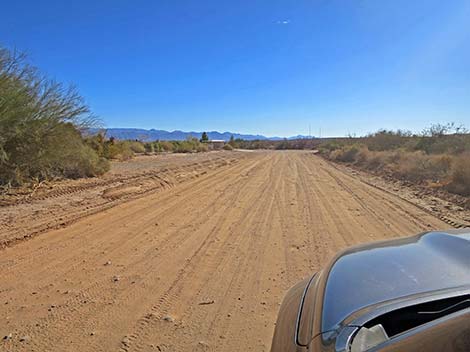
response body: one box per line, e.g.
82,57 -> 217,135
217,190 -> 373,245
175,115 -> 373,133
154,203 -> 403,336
0,151 -> 452,351
0,152 -> 245,248
326,161 -> 470,229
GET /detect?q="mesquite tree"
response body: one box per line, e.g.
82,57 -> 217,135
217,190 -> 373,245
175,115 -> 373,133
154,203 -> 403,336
0,47 -> 108,186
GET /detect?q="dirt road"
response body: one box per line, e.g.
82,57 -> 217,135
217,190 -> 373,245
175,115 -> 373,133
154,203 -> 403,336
0,151 -> 448,351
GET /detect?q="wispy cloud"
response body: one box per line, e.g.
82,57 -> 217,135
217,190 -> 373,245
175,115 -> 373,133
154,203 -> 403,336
277,20 -> 291,25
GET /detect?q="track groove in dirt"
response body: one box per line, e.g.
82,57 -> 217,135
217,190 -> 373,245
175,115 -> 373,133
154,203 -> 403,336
0,151 -> 449,351
0,153 -> 244,248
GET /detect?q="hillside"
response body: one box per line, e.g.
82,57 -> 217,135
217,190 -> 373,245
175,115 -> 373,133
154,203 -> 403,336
95,128 -> 270,141
93,128 -> 312,141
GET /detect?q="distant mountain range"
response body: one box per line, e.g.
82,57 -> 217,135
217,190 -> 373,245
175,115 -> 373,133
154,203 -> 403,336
89,128 -> 313,142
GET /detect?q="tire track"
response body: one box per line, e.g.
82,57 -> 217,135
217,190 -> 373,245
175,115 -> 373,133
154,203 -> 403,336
1,155 -> 264,352
0,151 -> 451,352
120,154 -> 279,352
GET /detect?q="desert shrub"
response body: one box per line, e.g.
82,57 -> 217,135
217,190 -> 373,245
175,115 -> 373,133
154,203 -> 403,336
387,150 -> 404,164
60,144 -> 110,178
104,141 -> 134,160
0,47 -> 106,186
152,142 -> 162,152
352,148 -> 395,171
118,147 -> 134,160
332,145 -> 360,162
44,124 -> 109,178
328,143 -> 456,185
144,142 -> 154,154
446,154 -> 470,196
196,143 -> 209,152
354,147 -> 374,166
174,141 -> 193,153
393,152 -> 452,182
223,144 -> 233,151
365,130 -> 412,151
85,132 -> 107,157
318,141 -> 343,154
275,139 -> 290,150
415,135 -> 469,155
249,140 -> 264,149
320,125 -> 470,196
159,141 -> 175,152
365,153 -> 386,170
172,137 -> 206,153
414,124 -> 470,155
127,141 -> 145,154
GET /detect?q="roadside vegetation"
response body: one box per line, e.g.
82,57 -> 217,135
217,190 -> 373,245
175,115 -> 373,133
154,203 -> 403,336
0,47 -> 110,187
2,47 -> 468,201
318,124 -> 470,198
0,46 -> 211,189
230,138 -> 319,150
228,124 -> 470,199
85,134 -> 209,162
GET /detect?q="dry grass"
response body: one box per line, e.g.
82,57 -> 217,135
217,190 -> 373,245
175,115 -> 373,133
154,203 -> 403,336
394,153 -> 452,182
446,154 -> 470,196
325,146 -> 470,197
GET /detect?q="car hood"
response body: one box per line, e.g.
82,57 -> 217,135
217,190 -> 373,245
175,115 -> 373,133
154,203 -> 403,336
320,230 -> 470,333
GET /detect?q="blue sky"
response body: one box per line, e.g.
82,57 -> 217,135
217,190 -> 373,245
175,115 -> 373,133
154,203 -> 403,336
1,0 -> 470,137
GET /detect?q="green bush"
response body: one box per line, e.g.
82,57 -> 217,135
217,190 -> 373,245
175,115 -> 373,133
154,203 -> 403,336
45,124 -> 110,178
126,141 -> 145,153
223,144 -> 233,151
144,142 -> 154,153
105,141 -> 134,160
174,141 -> 194,153
159,141 -> 175,152
127,141 -> 145,154
0,47 -> 107,186
172,137 -> 206,153
61,144 -> 110,179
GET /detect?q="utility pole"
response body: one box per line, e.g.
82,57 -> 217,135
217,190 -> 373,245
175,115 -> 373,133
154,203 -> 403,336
309,124 -> 311,139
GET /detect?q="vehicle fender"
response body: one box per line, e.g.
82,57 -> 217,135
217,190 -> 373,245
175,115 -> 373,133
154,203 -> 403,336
271,278 -> 312,352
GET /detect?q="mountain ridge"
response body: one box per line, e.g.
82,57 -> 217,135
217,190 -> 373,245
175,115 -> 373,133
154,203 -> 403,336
90,128 -> 312,141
